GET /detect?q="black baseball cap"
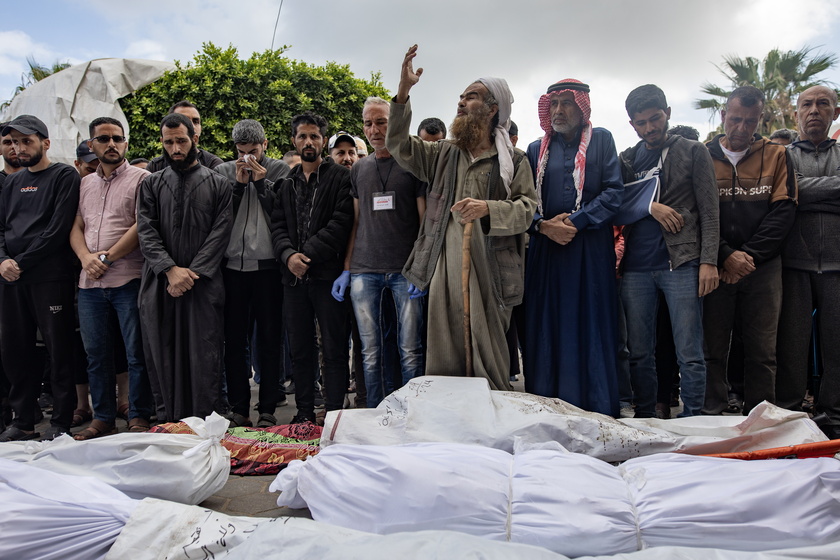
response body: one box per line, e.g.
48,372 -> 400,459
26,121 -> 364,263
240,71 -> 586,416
76,140 -> 98,163
1,114 -> 49,138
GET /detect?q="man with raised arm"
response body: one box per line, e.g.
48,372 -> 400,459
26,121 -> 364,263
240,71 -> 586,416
385,45 -> 537,390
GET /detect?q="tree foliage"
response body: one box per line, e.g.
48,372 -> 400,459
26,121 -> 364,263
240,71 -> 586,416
1,57 -> 71,111
695,46 -> 837,136
121,43 -> 390,161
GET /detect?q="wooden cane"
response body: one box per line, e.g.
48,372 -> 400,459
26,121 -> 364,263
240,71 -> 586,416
462,221 -> 474,377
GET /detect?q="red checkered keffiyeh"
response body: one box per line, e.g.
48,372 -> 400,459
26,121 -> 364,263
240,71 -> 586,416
535,79 -> 592,216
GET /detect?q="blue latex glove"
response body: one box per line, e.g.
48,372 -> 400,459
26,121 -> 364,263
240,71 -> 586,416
331,271 -> 351,302
407,283 -> 428,300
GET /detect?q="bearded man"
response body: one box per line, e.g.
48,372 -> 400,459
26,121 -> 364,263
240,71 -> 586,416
386,45 -> 537,390
1,123 -> 22,187
0,115 -> 79,441
136,113 -> 233,422
523,80 -> 624,416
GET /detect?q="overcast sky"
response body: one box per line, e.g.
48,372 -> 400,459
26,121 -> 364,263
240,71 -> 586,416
2,0 -> 840,152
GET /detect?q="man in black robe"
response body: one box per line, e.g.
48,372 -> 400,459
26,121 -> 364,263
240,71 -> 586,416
137,113 -> 233,422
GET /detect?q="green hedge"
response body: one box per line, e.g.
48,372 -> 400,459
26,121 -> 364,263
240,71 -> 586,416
121,43 -> 390,161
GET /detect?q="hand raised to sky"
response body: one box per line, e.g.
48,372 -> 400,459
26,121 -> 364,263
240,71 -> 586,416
396,44 -> 423,104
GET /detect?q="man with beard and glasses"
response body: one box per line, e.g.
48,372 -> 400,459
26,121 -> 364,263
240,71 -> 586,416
776,86 -> 840,438
70,117 -> 154,439
0,115 -> 80,441
618,84 -> 719,418
386,45 -> 537,390
146,101 -> 223,173
702,87 -> 796,417
136,113 -> 233,422
271,111 -> 353,424
523,79 -> 624,416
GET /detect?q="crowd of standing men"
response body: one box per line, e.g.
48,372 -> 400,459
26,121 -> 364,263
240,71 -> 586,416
0,45 -> 838,442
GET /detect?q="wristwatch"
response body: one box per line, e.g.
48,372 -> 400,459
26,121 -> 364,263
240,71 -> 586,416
99,254 -> 114,266
534,218 -> 545,233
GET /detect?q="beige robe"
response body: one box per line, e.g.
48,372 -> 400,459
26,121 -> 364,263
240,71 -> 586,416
386,101 -> 537,390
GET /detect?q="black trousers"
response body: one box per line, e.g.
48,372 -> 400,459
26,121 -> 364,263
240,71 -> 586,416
704,257 -> 782,414
0,281 -> 76,430
776,268 -> 840,425
223,268 -> 284,417
284,279 -> 349,417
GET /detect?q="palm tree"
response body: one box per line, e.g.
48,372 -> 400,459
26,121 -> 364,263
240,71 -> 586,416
695,46 -> 837,136
1,57 -> 71,111
23,57 -> 71,84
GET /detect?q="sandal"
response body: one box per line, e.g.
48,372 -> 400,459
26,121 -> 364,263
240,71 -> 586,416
225,412 -> 253,428
256,413 -> 277,428
71,408 -> 93,427
116,403 -> 130,421
128,418 -> 151,433
73,419 -> 117,441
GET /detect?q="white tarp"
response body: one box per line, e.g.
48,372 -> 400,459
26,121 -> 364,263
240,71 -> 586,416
0,412 -> 230,504
0,57 -> 174,165
322,377 -> 825,461
272,442 -> 840,556
106,498 -> 840,560
0,458 -> 138,560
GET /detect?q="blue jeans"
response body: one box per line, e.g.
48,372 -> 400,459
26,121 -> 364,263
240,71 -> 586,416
78,279 -> 153,423
616,277 -> 633,408
350,273 -> 424,407
620,263 -> 706,417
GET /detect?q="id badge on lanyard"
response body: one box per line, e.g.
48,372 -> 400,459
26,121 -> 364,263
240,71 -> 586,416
372,191 -> 395,211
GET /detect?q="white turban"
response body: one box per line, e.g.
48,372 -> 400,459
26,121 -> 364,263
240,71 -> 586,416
477,77 -> 514,196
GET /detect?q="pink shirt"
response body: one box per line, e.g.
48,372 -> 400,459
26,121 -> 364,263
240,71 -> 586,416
77,160 -> 149,289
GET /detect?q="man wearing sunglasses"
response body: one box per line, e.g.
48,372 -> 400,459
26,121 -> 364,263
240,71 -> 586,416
70,118 -> 155,439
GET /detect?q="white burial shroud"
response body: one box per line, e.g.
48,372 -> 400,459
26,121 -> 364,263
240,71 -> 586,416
272,442 -> 840,556
0,412 -> 230,504
321,376 -> 825,460
108,498 -> 840,560
0,458 -> 138,560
